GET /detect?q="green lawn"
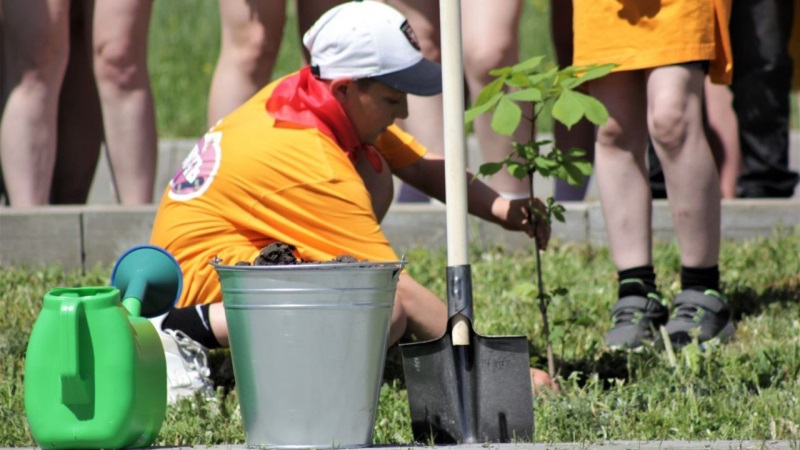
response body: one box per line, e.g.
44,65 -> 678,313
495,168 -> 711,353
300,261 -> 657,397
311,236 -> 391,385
148,0 -> 555,138
2,228 -> 799,446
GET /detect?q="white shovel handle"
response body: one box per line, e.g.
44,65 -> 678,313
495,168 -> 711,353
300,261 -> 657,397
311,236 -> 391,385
440,0 -> 468,267
440,0 -> 470,347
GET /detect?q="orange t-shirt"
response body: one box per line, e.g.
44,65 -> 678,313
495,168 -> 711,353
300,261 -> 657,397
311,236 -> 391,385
573,0 -> 733,84
150,73 -> 426,307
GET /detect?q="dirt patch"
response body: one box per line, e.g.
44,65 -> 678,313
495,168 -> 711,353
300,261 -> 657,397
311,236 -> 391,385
236,242 -> 359,266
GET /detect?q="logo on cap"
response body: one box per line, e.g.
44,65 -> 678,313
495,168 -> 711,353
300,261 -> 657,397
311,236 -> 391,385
400,20 -> 421,51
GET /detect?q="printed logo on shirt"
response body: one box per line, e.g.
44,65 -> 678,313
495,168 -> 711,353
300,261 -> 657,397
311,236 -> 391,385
168,131 -> 222,201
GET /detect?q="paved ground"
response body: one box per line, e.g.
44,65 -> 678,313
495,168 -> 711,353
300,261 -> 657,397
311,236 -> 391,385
1,440 -> 796,450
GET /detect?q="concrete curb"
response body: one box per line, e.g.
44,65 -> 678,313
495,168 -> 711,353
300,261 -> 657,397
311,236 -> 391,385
2,136 -> 798,270
1,200 -> 798,270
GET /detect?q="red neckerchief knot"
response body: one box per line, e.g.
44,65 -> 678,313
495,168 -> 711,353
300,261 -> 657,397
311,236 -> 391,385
266,67 -> 383,172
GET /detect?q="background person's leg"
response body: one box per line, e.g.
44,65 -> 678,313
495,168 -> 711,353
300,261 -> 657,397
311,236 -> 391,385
0,0 -> 70,207
382,0 -> 441,203
703,79 -> 741,200
591,71 -> 652,271
295,0 -> 346,63
208,0 -> 286,127
93,0 -> 157,204
462,0 -> 531,198
730,0 -> 797,198
590,71 -> 666,350
646,65 -> 720,269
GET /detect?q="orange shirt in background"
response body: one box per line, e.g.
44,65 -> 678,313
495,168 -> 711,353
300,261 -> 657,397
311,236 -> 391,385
573,0 -> 733,84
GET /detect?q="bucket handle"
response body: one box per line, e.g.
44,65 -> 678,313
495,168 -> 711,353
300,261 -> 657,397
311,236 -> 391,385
59,296 -> 90,404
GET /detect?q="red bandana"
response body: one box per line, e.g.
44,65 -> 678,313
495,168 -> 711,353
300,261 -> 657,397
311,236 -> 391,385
265,67 -> 383,172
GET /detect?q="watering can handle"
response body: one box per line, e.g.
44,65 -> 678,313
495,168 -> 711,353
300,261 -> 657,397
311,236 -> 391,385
60,298 -> 82,380
59,297 -> 92,405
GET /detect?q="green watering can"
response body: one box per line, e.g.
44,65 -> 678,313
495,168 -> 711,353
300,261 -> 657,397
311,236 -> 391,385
24,245 -> 182,449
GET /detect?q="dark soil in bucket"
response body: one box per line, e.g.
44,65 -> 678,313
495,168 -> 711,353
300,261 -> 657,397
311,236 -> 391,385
234,241 -> 359,266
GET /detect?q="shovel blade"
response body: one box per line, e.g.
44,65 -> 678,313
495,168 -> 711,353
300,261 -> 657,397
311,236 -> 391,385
400,331 -> 534,444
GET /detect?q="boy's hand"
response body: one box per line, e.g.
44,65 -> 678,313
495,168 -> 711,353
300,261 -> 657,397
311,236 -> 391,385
497,197 -> 550,250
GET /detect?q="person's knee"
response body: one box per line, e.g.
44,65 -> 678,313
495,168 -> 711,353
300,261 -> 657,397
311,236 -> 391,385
11,36 -> 69,87
93,39 -> 148,90
464,39 -> 515,85
222,26 -> 281,82
648,101 -> 689,154
596,116 -> 627,148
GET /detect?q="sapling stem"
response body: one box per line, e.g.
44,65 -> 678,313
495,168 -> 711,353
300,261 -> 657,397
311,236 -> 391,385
529,167 -> 556,380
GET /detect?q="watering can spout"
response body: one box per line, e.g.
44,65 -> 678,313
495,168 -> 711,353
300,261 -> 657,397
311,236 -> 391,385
111,245 -> 182,319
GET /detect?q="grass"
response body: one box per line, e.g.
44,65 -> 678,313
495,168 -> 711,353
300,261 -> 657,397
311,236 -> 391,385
2,227 -> 799,446
148,0 -> 555,138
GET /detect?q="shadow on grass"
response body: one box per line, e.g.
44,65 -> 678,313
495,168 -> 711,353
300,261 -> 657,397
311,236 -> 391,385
526,341 -> 664,389
727,281 -> 800,320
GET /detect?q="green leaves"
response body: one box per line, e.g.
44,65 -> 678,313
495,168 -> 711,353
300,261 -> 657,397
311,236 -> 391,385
552,90 -> 609,129
491,97 -> 522,136
463,55 -> 615,380
465,57 -> 614,134
465,54 -> 612,191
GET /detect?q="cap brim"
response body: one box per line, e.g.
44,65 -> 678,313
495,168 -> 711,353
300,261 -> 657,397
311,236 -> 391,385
372,58 -> 442,96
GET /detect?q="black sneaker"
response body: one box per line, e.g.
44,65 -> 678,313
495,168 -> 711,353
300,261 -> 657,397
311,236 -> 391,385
605,291 -> 669,351
664,289 -> 735,349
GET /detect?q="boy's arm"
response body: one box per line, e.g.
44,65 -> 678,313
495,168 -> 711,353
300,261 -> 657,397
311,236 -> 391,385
393,153 -> 549,249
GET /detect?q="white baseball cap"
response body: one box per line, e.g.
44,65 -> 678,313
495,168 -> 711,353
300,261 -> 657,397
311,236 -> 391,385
303,0 -> 442,96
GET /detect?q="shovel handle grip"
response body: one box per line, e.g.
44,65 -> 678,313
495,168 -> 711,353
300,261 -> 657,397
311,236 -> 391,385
451,313 -> 470,346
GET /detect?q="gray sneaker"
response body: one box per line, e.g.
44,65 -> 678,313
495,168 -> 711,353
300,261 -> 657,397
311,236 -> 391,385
605,291 -> 669,351
664,289 -> 735,349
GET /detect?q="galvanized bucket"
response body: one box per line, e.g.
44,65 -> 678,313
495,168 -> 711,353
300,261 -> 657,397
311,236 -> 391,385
213,261 -> 405,449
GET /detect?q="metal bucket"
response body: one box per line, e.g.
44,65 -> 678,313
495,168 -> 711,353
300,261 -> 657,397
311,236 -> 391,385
213,261 -> 405,449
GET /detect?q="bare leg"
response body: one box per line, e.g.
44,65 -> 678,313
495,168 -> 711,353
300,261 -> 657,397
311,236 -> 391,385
93,0 -> 157,204
0,8 -> 5,204
389,273 -> 447,344
52,0 -> 102,204
208,302 -> 229,347
591,71 -> 653,270
381,0 -> 441,202
0,0 -> 70,207
462,0 -> 531,198
646,66 -> 721,267
295,0 -> 345,63
208,0 -> 286,127
703,78 -> 741,199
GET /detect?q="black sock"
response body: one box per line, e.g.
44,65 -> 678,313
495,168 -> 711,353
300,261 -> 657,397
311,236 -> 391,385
680,265 -> 720,292
617,265 -> 657,297
161,304 -> 222,349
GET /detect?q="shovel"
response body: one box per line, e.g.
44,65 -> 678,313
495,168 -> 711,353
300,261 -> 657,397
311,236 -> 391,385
399,0 -> 534,443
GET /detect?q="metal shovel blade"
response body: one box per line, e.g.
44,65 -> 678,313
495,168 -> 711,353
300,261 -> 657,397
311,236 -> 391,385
399,266 -> 534,444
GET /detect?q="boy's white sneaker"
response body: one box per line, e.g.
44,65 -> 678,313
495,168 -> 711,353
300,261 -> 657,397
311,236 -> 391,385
159,328 -> 214,403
